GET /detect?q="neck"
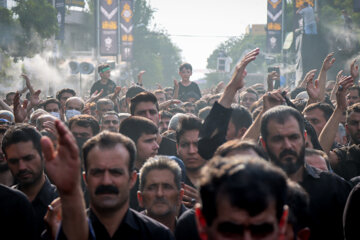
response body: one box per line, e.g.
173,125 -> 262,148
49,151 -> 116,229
20,174 -> 46,202
288,166 -> 304,183
147,211 -> 176,232
135,159 -> 145,171
91,203 -> 128,237
100,78 -> 108,84
186,168 -> 202,186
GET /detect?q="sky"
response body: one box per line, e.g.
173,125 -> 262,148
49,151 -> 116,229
148,0 -> 267,79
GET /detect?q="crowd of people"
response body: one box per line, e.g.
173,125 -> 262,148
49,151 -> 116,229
1,48 -> 360,240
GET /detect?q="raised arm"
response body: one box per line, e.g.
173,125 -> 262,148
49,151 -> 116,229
319,75 -> 353,154
41,120 -> 88,240
350,59 -> 359,85
318,53 -> 336,101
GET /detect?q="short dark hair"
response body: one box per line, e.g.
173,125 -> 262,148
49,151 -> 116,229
126,86 -> 145,99
2,124 -> 42,159
176,116 -> 202,143
198,106 -> 212,120
200,156 -> 288,225
261,106 -> 305,142
290,87 -> 305,99
5,92 -> 15,101
349,86 -> 360,97
119,116 -> 158,144
159,110 -> 172,120
303,102 -> 334,121
179,63 -> 192,72
241,88 -> 258,99
139,156 -> 182,191
43,98 -> 61,111
65,97 -> 84,110
100,111 -> 120,124
56,88 -> 76,101
215,139 -> 268,160
230,104 -> 253,132
83,131 -> 136,173
96,98 -> 114,110
347,102 -> 360,120
0,125 -> 9,135
68,114 -> 100,136
130,92 -> 159,115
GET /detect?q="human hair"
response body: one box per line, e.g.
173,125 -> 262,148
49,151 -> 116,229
195,99 -> 208,113
286,180 -> 310,234
215,139 -> 268,160
5,92 -> 15,101
154,89 -> 165,95
179,63 -> 192,72
230,104 -> 253,131
126,86 -> 145,99
65,97 -> 85,110
68,114 -> 100,136
43,98 -> 61,111
159,110 -> 172,120
2,124 -> 42,159
96,98 -> 114,110
0,110 -> 14,122
139,156 -> 182,191
130,91 -> 159,115
304,120 -> 323,150
97,63 -> 110,73
303,102 -> 334,121
291,99 -> 307,112
119,116 -> 158,144
261,106 -> 305,142
198,106 -> 212,120
176,116 -> 202,143
36,114 -> 56,131
241,88 -> 258,100
0,125 -> 10,135
83,131 -> 136,173
56,88 -> 76,101
29,109 -> 48,126
290,87 -> 306,100
305,148 -> 331,171
200,156 -> 288,225
347,102 -> 360,120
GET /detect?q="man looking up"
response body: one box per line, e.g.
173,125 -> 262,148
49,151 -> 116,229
260,105 -> 351,240
138,157 -> 184,232
2,124 -> 58,238
90,63 -> 116,98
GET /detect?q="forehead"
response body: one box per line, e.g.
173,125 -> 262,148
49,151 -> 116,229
5,141 -> 37,156
67,99 -> 82,107
87,144 -> 129,169
134,101 -> 157,112
144,169 -> 176,186
98,103 -> 113,109
348,111 -> 360,121
214,197 -> 278,225
46,103 -> 59,109
138,133 -> 157,141
61,92 -> 74,98
304,108 -> 325,119
266,116 -> 302,137
179,129 -> 199,142
348,89 -> 360,96
103,114 -> 119,121
241,92 -> 257,99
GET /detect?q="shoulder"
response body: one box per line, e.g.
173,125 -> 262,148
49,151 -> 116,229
130,209 -> 174,238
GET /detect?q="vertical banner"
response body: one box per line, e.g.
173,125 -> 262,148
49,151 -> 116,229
267,0 -> 283,53
55,0 -> 65,41
100,0 -> 119,56
120,0 -> 134,61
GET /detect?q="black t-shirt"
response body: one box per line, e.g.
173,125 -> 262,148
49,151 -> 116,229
344,183 -> 360,240
178,82 -> 201,102
175,209 -> 200,240
159,136 -> 177,156
90,79 -> 116,98
0,185 -> 36,240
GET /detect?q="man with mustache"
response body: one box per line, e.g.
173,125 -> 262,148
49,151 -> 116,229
138,157 -> 184,232
260,105 -> 351,240
2,124 -> 58,238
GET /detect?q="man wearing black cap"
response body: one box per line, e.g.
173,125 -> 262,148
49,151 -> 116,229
90,64 -> 116,98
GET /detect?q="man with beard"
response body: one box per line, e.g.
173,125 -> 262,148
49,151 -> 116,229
0,125 -> 13,186
138,157 -> 184,232
260,105 -> 351,240
2,124 -> 58,238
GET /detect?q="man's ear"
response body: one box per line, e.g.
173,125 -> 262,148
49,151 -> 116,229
279,205 -> 289,235
178,188 -> 185,205
83,171 -> 87,186
137,191 -> 144,208
129,170 -> 137,189
194,204 -> 208,240
304,130 -> 308,142
260,136 -> 267,150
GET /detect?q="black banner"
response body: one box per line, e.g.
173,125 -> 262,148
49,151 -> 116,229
100,0 -> 119,56
120,0 -> 134,61
267,0 -> 282,53
55,0 -> 65,40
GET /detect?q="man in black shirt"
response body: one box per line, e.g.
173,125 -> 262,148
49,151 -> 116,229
260,106 -> 351,240
90,64 -> 116,98
43,123 -> 174,240
2,124 -> 58,238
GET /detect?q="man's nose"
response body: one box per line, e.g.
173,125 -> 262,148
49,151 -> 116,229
102,171 -> 113,185
284,138 -> 292,149
18,159 -> 27,171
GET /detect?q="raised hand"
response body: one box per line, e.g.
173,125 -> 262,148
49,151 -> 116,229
336,75 -> 353,111
173,79 -> 179,89
41,120 -> 80,195
350,59 -> 359,83
306,72 -> 320,102
13,92 -> 28,123
137,70 -> 146,85
263,89 -> 286,111
322,52 -> 336,71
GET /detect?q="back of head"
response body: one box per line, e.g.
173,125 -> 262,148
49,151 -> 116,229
68,114 -> 100,136
176,116 -> 202,143
215,139 -> 268,160
168,113 -> 187,131
347,102 -> 360,119
126,86 -> 145,99
56,88 -> 76,101
2,124 -> 42,157
230,104 -> 253,129
130,91 -> 158,115
83,131 -> 136,173
96,98 -> 114,110
200,155 -> 287,225
119,116 -> 158,143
